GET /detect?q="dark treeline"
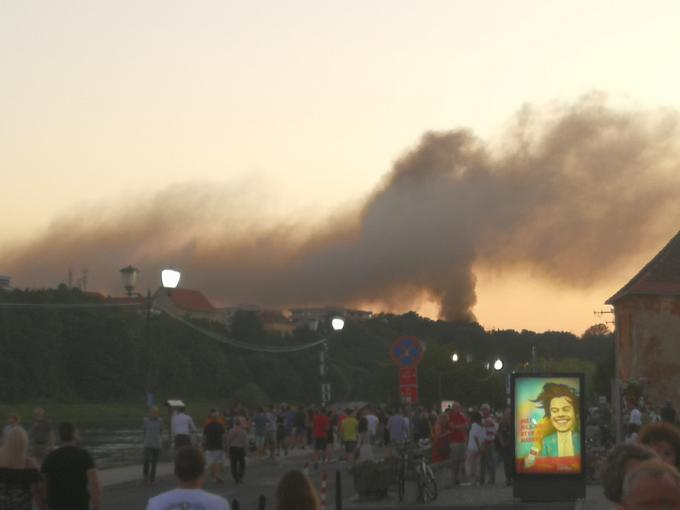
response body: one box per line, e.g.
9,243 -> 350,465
0,287 -> 614,408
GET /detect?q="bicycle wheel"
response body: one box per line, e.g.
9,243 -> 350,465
420,464 -> 438,501
397,459 -> 406,502
397,472 -> 405,501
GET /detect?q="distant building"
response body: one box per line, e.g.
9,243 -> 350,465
215,305 -> 295,335
260,309 -> 295,335
0,276 -> 12,291
606,230 -> 680,405
289,306 -> 372,331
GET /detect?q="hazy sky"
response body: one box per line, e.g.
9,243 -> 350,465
4,1 -> 680,334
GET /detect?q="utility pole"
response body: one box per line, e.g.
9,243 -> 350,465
320,341 -> 330,407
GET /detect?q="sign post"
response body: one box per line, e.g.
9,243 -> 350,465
389,336 -> 424,404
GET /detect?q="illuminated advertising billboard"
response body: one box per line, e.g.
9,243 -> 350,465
513,374 -> 584,476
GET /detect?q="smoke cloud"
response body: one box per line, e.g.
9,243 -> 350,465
4,95 -> 680,321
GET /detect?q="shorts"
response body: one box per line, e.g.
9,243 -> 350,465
450,442 -> 466,462
174,434 -> 191,449
314,438 -> 327,451
255,435 -> 265,448
205,450 -> 225,465
344,441 -> 357,453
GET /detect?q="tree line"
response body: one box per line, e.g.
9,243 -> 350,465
0,286 -> 614,408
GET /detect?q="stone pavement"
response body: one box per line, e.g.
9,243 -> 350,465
344,482 -> 610,510
99,455 -> 611,509
99,461 -> 173,487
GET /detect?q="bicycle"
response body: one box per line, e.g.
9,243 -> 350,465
396,439 -> 438,502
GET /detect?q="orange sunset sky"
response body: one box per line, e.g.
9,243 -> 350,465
4,1 -> 680,334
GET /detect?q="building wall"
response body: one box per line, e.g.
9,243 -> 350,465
614,295 -> 680,405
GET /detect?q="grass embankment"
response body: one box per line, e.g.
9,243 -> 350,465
0,400 -> 224,426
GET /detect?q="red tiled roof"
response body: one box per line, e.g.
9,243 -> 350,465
167,289 -> 215,312
607,230 -> 680,304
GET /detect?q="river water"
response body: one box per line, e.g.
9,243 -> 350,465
78,424 -> 174,470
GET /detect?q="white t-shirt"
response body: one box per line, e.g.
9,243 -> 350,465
629,408 -> 642,426
147,488 -> 230,510
467,422 -> 485,453
365,414 -> 379,435
172,413 -> 197,436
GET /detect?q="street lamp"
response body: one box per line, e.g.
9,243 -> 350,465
320,316 -> 345,408
120,265 -> 140,296
451,352 -> 459,363
120,266 -> 182,408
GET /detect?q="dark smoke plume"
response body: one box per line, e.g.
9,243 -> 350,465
3,95 -> 680,321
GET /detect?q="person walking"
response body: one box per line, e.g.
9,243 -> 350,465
311,408 -> 329,468
28,408 -> 54,465
339,409 -> 358,464
172,407 -> 197,449
0,427 -> 45,510
203,410 -> 226,483
479,403 -> 497,485
497,407 -> 513,486
142,406 -> 163,484
447,402 -> 469,485
465,411 -> 484,486
225,419 -> 248,484
386,408 -> 409,456
41,422 -> 101,510
1,415 -> 20,446
146,445 -> 230,510
265,406 -> 277,459
252,408 -> 268,458
355,417 -> 374,463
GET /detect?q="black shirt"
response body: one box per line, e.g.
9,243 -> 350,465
204,422 -> 225,450
41,445 -> 95,510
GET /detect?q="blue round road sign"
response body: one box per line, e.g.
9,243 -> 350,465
389,336 -> 424,367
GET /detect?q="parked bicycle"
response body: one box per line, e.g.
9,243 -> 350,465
395,439 -> 438,502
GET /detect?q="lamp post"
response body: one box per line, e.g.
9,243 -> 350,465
120,266 -> 181,408
320,316 -> 345,408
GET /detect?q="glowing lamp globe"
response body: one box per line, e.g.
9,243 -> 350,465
331,317 -> 345,331
161,268 -> 181,289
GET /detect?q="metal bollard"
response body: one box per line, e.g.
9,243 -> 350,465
320,471 -> 328,510
258,494 -> 266,510
335,469 -> 343,510
232,499 -> 240,510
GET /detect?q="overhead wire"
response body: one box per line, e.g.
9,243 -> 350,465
0,299 -> 332,352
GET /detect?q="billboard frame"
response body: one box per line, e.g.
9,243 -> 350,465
511,372 -> 586,502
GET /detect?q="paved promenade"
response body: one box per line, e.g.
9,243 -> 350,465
100,455 -> 611,509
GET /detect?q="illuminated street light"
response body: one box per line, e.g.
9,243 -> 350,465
493,358 -> 504,371
331,316 -> 345,331
451,352 -> 459,363
161,268 -> 181,289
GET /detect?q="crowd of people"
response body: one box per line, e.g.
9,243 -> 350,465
6,398 -> 680,509
0,408 -> 100,510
